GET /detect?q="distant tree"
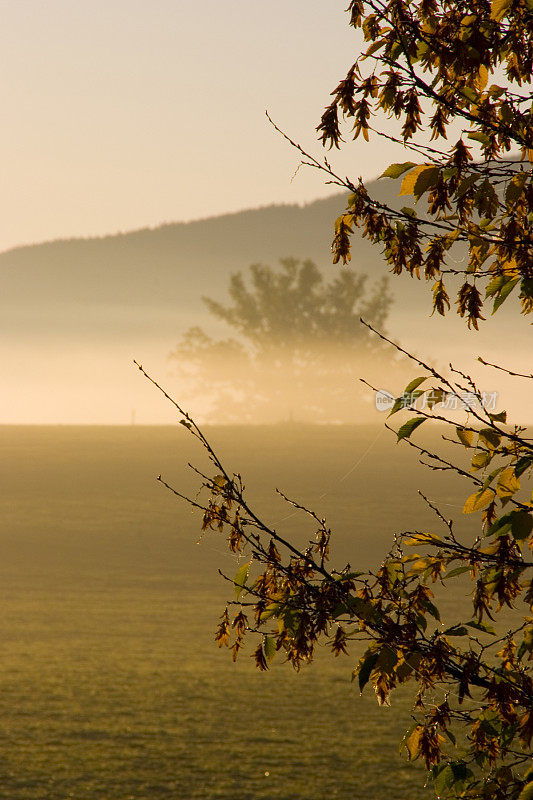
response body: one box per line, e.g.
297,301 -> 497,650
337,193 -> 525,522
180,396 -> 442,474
170,257 -> 398,423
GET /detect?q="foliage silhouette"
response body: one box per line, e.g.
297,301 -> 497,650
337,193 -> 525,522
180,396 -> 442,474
141,2 -> 533,799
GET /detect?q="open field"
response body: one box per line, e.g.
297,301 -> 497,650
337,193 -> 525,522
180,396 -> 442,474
0,425 -> 472,799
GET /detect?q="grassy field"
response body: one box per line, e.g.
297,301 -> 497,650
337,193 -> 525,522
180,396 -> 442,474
0,425 -> 472,799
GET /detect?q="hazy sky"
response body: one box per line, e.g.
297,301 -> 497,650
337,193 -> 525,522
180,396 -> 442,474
2,1 -> 529,426
0,0 -> 413,252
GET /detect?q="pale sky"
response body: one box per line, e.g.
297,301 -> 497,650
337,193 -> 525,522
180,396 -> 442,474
0,0 -> 412,252
1,1 -> 529,425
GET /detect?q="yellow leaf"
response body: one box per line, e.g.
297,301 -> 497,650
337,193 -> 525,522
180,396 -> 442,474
404,725 -> 423,760
477,65 -> 489,91
457,427 -> 474,447
496,467 -> 521,499
490,0 -> 512,20
403,532 -> 442,547
499,257 -> 519,277
399,164 -> 431,196
471,451 -> 492,471
401,165 -> 440,199
463,489 -> 495,514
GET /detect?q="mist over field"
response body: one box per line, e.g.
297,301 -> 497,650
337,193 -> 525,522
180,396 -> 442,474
1,188 -> 530,425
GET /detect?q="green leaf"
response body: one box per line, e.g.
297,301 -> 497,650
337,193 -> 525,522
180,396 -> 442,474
412,167 -> 440,199
433,764 -> 455,795
461,87 -> 479,103
450,762 -> 474,793
395,654 -> 418,683
263,634 -> 277,663
505,172 -> 528,206
493,278 -> 520,313
515,455 -> 533,477
403,376 -> 428,394
489,513 -> 514,537
445,565 -> 471,579
387,389 -> 423,417
379,161 -> 417,179
387,396 -> 406,418
482,466 -> 504,491
357,649 -> 380,692
389,41 -> 403,60
433,762 -> 474,795
510,511 -> 533,541
377,646 -> 398,674
466,619 -> 497,635
487,83 -> 506,98
421,599 -> 441,621
444,729 -> 456,746
467,131 -> 490,145
334,596 -> 376,623
485,274 -> 508,298
443,625 -> 469,636
258,602 -> 280,622
478,428 -> 501,450
397,417 -> 426,442
455,173 -> 480,198
414,613 -> 427,631
339,571 -> 365,580
234,559 -> 251,599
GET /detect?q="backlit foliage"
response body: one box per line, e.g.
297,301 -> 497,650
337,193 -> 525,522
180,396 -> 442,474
316,0 -> 533,325
144,2 -> 533,798
138,346 -> 533,800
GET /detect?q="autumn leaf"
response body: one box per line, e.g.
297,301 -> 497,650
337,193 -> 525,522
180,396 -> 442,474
400,165 -> 439,199
463,488 -> 496,513
496,467 -> 521,499
490,0 -> 512,21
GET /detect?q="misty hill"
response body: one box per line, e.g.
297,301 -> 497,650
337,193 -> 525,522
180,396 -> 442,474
1,180 -> 434,341
1,177 -> 530,424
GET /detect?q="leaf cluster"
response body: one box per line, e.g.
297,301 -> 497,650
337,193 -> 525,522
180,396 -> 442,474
140,345 -> 533,800
316,0 -> 533,323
